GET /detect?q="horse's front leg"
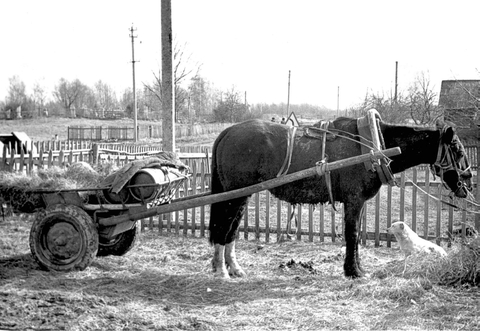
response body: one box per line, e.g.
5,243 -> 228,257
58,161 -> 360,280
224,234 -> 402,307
225,241 -> 246,277
343,200 -> 365,278
212,244 -> 230,278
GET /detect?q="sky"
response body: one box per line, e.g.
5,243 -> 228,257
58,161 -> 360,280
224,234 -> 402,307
1,0 -> 479,110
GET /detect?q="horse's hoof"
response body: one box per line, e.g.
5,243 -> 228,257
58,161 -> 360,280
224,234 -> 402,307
214,270 -> 230,279
344,268 -> 365,279
229,268 -> 246,278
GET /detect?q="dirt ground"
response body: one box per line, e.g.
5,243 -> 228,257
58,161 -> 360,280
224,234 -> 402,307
1,214 -> 479,331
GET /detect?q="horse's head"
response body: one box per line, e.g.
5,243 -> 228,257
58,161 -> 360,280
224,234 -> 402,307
430,126 -> 472,198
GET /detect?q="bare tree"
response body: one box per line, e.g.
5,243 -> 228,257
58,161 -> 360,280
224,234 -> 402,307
407,72 -> 442,126
188,76 -> 218,120
213,86 -> 247,123
351,90 -> 409,124
7,76 -> 27,104
120,88 -> 134,117
144,40 -> 202,122
33,82 -> 47,113
94,80 -> 118,115
53,78 -> 88,117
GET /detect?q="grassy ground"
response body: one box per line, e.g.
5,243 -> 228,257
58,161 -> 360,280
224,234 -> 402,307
0,117 -> 138,141
1,214 -> 479,331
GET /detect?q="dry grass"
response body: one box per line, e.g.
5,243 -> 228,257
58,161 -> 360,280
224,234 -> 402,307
1,214 -> 480,331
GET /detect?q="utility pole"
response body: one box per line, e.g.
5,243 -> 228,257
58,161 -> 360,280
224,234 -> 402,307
244,91 -> 248,112
161,0 -> 175,152
129,25 -> 138,142
394,61 -> 398,103
337,86 -> 340,118
286,70 -> 291,118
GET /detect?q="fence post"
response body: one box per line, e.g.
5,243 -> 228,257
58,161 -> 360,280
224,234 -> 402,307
476,143 -> 480,232
92,143 -> 99,164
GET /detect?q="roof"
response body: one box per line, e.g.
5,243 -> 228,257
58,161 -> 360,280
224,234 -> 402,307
0,132 -> 36,154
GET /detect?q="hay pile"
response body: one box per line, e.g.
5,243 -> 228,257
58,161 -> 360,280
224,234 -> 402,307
437,238 -> 480,286
0,163 -> 105,213
374,237 -> 480,287
0,155 -> 188,214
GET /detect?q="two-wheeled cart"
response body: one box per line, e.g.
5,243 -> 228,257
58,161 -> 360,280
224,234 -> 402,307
28,147 -> 401,272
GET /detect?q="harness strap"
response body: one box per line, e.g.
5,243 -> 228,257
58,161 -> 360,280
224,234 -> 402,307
318,121 -> 337,210
430,127 -> 463,193
276,126 -> 297,177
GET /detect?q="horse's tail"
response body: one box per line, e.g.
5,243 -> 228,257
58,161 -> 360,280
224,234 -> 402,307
208,128 -> 230,245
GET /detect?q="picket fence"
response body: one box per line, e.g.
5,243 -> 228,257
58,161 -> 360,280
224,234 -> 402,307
1,140 -> 479,246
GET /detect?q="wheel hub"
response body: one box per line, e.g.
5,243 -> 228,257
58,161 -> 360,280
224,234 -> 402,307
46,222 -> 81,260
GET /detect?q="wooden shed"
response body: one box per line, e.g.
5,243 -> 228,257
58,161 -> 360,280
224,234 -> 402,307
438,79 -> 480,141
0,132 -> 37,154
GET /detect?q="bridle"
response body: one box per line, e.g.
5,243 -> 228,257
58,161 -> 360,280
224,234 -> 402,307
430,133 -> 472,196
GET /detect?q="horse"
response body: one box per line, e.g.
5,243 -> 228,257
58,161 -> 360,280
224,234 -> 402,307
208,115 -> 472,278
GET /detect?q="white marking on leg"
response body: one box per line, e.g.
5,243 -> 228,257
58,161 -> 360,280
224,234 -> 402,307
225,241 -> 246,277
212,244 -> 229,278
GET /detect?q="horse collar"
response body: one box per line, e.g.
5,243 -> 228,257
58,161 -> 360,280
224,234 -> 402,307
357,109 -> 397,186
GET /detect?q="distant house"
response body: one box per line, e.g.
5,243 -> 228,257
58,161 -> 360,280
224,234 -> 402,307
438,80 -> 480,127
438,80 -> 480,141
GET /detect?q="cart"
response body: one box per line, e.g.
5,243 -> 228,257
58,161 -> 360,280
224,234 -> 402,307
28,147 -> 401,272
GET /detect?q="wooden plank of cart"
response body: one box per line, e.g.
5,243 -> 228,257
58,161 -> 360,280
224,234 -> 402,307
29,147 -> 401,272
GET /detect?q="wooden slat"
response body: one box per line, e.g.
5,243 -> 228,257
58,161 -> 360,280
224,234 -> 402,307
308,205 -> 314,242
255,193 -> 260,240
399,172 -> 405,223
200,161 -> 206,237
411,167 -> 418,232
265,191 -> 270,243
319,204 -> 325,242
296,204 -> 302,241
423,168 -> 430,239
276,200 -> 282,241
375,191 -> 380,247
331,207 -> 336,242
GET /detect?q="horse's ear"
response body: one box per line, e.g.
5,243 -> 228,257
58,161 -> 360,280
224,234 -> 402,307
442,127 -> 455,144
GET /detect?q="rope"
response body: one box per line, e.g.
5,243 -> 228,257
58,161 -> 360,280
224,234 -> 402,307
401,173 -> 480,215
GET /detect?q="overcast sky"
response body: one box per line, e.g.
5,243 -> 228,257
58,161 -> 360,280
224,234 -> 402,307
1,0 -> 479,110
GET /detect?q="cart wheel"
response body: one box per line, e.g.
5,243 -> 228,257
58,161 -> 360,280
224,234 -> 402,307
30,205 -> 99,272
97,227 -> 137,257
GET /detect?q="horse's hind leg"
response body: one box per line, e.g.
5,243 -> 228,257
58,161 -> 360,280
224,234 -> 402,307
210,197 -> 248,278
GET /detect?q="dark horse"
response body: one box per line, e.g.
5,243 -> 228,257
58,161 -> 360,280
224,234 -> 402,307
209,116 -> 472,278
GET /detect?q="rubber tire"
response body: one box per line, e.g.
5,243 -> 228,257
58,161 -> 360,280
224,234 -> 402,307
97,227 -> 137,257
29,204 -> 99,272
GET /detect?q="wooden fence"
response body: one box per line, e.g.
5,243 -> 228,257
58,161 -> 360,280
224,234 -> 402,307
142,154 -> 480,247
1,141 -> 479,246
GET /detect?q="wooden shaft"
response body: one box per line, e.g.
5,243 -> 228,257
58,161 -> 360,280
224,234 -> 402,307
99,147 -> 401,227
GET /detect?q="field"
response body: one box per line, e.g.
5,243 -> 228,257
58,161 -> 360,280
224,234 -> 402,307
0,117 -> 219,147
1,214 -> 480,330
